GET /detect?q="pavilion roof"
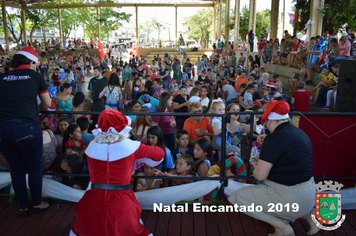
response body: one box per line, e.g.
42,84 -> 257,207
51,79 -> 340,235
2,0 -> 218,9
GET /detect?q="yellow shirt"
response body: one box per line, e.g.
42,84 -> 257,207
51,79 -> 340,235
322,73 -> 334,84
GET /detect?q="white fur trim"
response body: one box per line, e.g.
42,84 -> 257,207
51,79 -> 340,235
85,139 -> 141,161
92,125 -> 132,136
135,158 -> 163,168
267,112 -> 289,120
16,51 -> 38,63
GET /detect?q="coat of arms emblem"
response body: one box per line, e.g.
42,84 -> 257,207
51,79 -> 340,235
311,181 -> 346,231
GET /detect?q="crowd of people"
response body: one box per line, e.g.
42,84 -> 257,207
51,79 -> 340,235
1,26 -> 353,234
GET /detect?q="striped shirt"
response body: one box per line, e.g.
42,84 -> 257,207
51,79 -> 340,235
307,45 -> 320,64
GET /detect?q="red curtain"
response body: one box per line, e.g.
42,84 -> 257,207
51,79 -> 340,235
298,115 -> 356,188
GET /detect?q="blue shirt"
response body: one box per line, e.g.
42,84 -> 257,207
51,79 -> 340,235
307,45 -> 320,64
172,147 -> 194,162
81,133 -> 94,145
142,103 -> 156,113
138,95 -> 159,109
159,147 -> 175,172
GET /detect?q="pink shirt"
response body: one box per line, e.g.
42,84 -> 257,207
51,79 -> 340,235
152,110 -> 174,134
338,40 -> 351,56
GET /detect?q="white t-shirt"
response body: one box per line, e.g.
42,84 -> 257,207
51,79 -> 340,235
189,96 -> 200,103
222,84 -> 237,102
137,172 -> 162,189
201,97 -> 210,107
211,117 -> 222,130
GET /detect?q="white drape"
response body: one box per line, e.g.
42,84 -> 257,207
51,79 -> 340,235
1,172 -> 355,210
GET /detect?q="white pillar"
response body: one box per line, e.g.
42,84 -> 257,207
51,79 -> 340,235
58,7 -> 63,49
135,5 -> 139,43
248,0 -> 256,36
213,4 -> 216,43
175,5 -> 178,46
270,0 -> 279,39
309,0 -> 324,37
224,0 -> 230,44
218,0 -> 222,41
234,0 -> 240,49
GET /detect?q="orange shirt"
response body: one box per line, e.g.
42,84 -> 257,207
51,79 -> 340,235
235,76 -> 249,93
183,117 -> 213,141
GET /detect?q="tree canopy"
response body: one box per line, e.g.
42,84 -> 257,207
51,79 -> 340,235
293,0 -> 356,32
186,8 -> 212,46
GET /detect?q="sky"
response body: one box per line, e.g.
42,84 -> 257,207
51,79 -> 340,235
118,0 -> 295,40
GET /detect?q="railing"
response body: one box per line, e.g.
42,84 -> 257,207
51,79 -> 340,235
1,110 -> 356,201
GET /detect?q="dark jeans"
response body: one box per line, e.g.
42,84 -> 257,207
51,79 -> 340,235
316,87 -> 332,106
0,120 -> 43,209
249,42 -> 254,52
164,132 -> 176,152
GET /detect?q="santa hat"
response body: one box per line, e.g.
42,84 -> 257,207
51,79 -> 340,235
261,100 -> 290,125
253,101 -> 262,106
93,109 -> 132,136
266,82 -> 276,88
16,46 -> 38,63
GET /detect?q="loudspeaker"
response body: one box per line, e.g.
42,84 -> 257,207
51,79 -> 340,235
335,60 -> 356,112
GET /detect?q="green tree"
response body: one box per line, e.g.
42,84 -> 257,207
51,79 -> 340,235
186,8 -> 212,46
293,0 -> 356,32
150,18 -> 166,42
4,10 -> 23,49
139,19 -> 154,45
238,5 -> 250,40
256,9 -> 271,37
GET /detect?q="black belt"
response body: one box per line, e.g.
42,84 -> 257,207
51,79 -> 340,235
91,183 -> 131,190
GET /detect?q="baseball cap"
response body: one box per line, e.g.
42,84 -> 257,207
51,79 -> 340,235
48,86 -> 57,98
141,94 -> 151,103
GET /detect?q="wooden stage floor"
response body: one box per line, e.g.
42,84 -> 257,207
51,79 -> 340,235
0,199 -> 355,236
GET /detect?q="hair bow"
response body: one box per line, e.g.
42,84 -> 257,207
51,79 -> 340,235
228,152 -> 239,157
212,98 -> 223,104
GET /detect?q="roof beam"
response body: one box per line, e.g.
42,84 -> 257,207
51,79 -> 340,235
24,2 -> 214,9
3,2 -> 21,8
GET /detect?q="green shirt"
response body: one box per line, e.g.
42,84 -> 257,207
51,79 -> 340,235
284,42 -> 294,52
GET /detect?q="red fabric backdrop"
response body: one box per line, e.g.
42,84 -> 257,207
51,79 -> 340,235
298,115 -> 356,188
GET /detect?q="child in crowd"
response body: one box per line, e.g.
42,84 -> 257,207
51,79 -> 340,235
155,154 -> 195,185
185,78 -> 193,95
189,87 -> 200,103
76,116 -> 94,146
172,130 -> 194,161
194,138 -> 214,177
55,117 -> 71,154
136,164 -> 162,191
210,99 -> 226,149
61,153 -> 88,190
172,84 -> 179,98
122,79 -> 133,112
182,68 -> 188,84
249,73 -> 257,83
292,81 -> 312,112
65,146 -> 81,154
62,124 -> 85,155
263,88 -> 274,104
75,67 -> 84,92
216,91 -> 226,105
243,84 -> 255,109
273,74 -> 283,94
133,77 -> 142,99
146,126 -> 174,174
169,78 -> 179,94
141,94 -> 155,113
153,78 -> 165,99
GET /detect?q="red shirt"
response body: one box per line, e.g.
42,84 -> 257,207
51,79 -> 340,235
292,43 -> 300,52
292,90 -> 311,112
64,139 -> 85,151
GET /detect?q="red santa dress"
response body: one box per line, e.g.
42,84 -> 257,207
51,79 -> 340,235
71,109 -> 164,236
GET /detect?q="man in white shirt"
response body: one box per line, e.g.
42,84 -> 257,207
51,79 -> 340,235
222,80 -> 237,105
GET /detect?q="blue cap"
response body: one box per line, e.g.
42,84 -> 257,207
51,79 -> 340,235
141,94 -> 151,103
48,86 -> 57,98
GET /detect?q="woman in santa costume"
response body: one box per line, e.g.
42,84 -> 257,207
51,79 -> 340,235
229,100 -> 318,236
71,109 -> 164,236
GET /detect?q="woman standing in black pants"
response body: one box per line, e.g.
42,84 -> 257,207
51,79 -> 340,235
0,46 -> 51,217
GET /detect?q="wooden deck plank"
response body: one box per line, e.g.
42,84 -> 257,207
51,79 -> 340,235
154,212 -> 170,236
228,212 -> 246,235
216,212 -> 232,236
0,203 -> 20,234
299,219 -> 323,236
144,210 -> 158,234
345,211 -> 356,231
37,204 -> 71,236
193,211 -> 206,236
252,219 -> 270,236
1,208 -> 29,236
167,212 -> 182,236
0,199 -> 355,236
181,210 -> 193,236
51,205 -> 76,236
205,212 -> 220,236
239,212 -> 258,236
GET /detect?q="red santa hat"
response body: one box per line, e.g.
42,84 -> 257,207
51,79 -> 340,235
266,82 -> 276,88
261,100 -> 290,125
93,109 -> 132,136
15,46 -> 38,63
